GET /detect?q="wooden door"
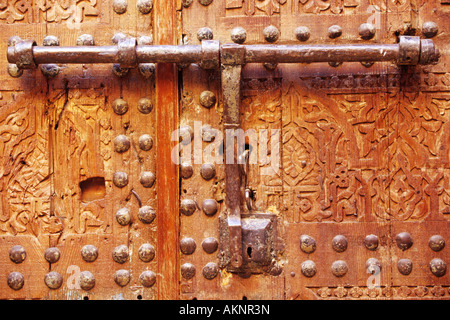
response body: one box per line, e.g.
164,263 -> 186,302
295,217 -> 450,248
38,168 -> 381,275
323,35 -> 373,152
0,0 -> 449,300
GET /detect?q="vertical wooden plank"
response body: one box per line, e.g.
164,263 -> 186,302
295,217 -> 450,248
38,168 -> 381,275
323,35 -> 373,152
153,0 -> 180,300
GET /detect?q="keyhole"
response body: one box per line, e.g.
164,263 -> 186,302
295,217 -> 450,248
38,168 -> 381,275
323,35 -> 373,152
247,246 -> 252,259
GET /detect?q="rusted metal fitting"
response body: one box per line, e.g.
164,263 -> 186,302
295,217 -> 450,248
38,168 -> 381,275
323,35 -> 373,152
117,37 -> 137,68
420,38 -> 440,65
221,43 -> 246,66
7,39 -> 37,69
200,40 -> 220,69
398,36 -> 439,65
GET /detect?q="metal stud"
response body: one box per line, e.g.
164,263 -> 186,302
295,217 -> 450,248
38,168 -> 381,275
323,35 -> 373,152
9,245 -> 26,264
328,25 -> 342,39
116,207 -> 131,226
397,258 -> 413,275
429,235 -> 445,252
114,135 -> 131,153
139,63 -> 156,78
329,61 -> 342,68
138,243 -> 156,262
113,171 -> 128,188
76,34 -> 95,46
231,27 -> 247,44
358,23 -> 376,40
179,125 -> 194,145
44,247 -> 61,263
112,63 -> 129,77
366,258 -> 381,274
198,0 -> 213,6
138,205 -> 156,224
200,163 -> 215,180
81,245 -> 98,262
199,90 -> 216,108
202,262 -> 219,280
7,64 -> 23,78
114,269 -> 130,287
44,271 -> 63,289
139,171 -> 156,188
113,0 -> 128,14
112,98 -> 129,115
180,199 -> 197,216
7,272 -> 24,290
331,235 -> 348,253
43,35 -> 59,46
263,25 -> 279,43
182,0 -> 193,8
180,237 -> 196,255
139,270 -> 156,287
137,97 -> 153,114
137,0 -> 153,14
79,271 -> 95,291
181,263 -> 196,280
364,234 -> 379,251
263,62 -> 278,71
180,162 -> 194,179
138,134 -> 153,151
430,258 -> 446,277
300,234 -> 316,254
41,35 -> 60,78
197,27 -> 213,41
422,21 -> 438,38
202,199 -> 218,216
201,125 -> 216,142
331,260 -> 348,277
112,245 -> 129,264
202,237 -> 218,254
301,260 -> 317,277
395,232 -> 413,251
295,26 -> 310,42
361,61 -> 374,68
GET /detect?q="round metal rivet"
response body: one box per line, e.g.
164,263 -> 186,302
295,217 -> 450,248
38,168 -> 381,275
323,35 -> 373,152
10,245 -> 26,264
139,63 -> 156,78
423,21 -> 438,38
197,27 -> 213,41
113,171 -> 128,188
182,0 -> 193,8
199,90 -> 216,108
328,25 -> 342,39
40,64 -> 60,78
44,271 -> 63,289
112,32 -> 127,44
202,262 -> 219,280
140,171 -> 156,188
180,237 -> 196,255
44,247 -> 61,263
397,258 -> 413,275
76,34 -> 95,46
201,125 -> 216,142
358,23 -> 376,40
430,258 -> 446,277
179,125 -> 194,145
113,0 -> 128,14
137,97 -> 153,114
43,35 -> 59,46
198,0 -> 213,6
7,64 -> 23,78
139,270 -> 156,287
361,61 -> 374,68
138,205 -> 156,224
366,258 -> 381,274
112,64 -> 129,78
202,237 -> 218,254
7,272 -> 24,290
137,0 -> 153,14
331,260 -> 348,277
180,162 -> 193,179
301,260 -> 317,277
116,207 -> 131,226
138,243 -> 155,262
112,245 -> 129,264
180,199 -> 197,216
79,271 -> 95,291
395,232 -> 413,251
181,263 -> 196,280
328,61 -> 342,68
202,199 -> 218,216
231,27 -> 247,44
112,98 -> 129,115
295,26 -> 310,42
114,135 -> 131,153
138,134 -> 153,151
200,163 -> 215,180
429,235 -> 445,252
299,234 -> 316,254
114,269 -> 130,287
263,25 -> 279,43
364,234 -> 379,251
263,62 -> 277,70
81,245 -> 98,262
331,235 -> 348,253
